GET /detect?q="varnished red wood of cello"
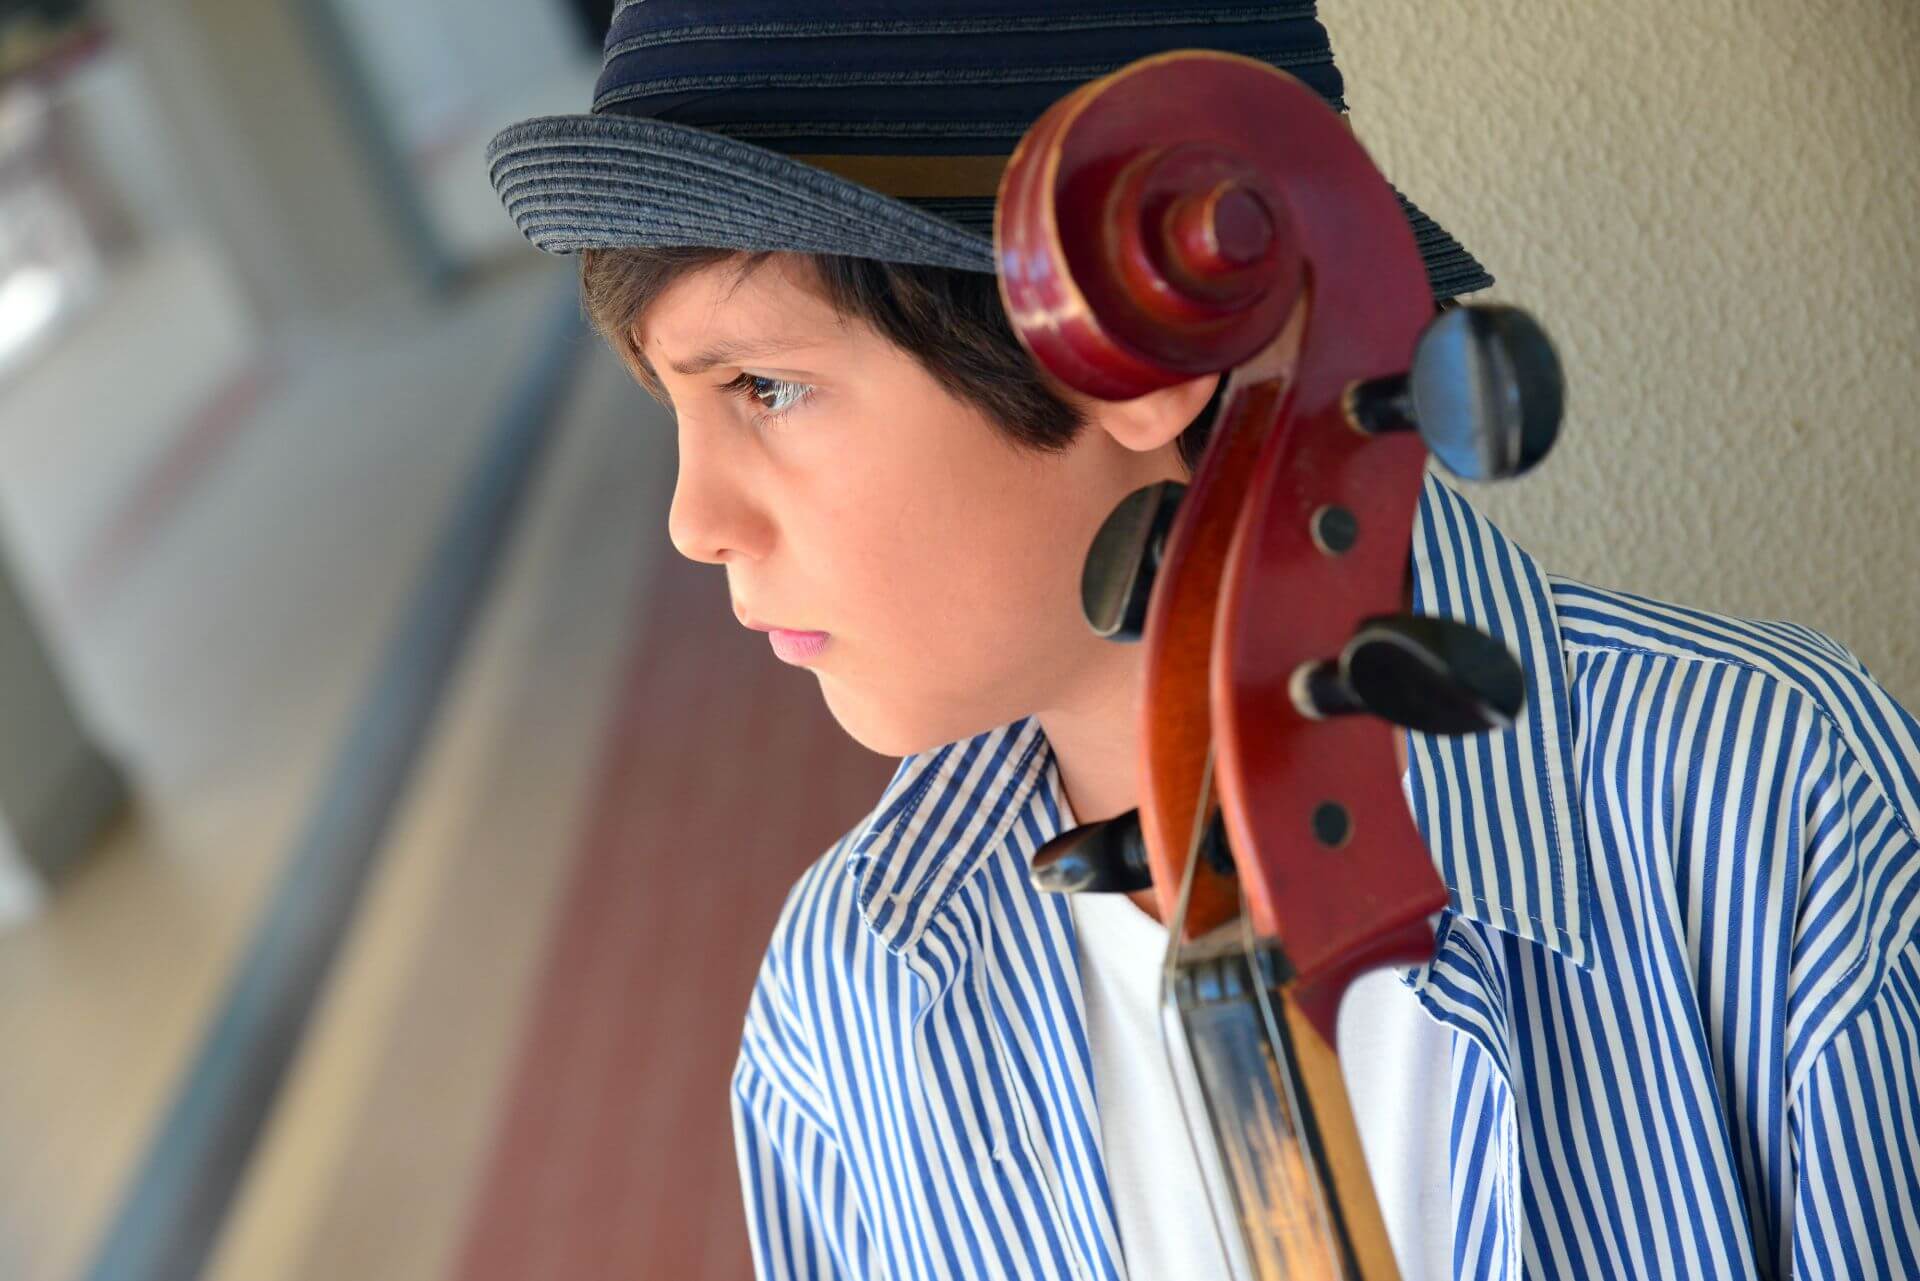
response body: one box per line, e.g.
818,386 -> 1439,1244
996,51 -> 1454,1279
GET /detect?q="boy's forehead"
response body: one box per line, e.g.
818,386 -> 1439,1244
636,253 -> 843,362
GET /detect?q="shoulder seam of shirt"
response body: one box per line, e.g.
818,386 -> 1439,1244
733,1041 -> 842,1146
1557,633 -> 1920,857
1793,938 -> 1920,1102
1551,577 -> 1868,676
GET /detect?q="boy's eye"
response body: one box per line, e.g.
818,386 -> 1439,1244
720,372 -> 814,421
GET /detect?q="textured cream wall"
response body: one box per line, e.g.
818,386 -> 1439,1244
1326,1 -> 1920,702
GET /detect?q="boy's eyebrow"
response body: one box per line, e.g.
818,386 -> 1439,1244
650,335 -> 821,378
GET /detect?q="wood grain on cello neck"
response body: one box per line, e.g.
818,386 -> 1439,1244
1173,936 -> 1403,1280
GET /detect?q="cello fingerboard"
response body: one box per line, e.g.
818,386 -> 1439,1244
1174,942 -> 1402,1280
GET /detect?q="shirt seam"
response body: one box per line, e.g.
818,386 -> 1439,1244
1561,635 -> 1920,856
1789,936 -> 1920,1100
734,1044 -> 842,1148
1565,636 -> 1915,1041
1449,887 -> 1582,957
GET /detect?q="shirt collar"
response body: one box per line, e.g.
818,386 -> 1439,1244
845,473 -> 1591,968
1405,473 -> 1592,967
845,717 -> 1056,955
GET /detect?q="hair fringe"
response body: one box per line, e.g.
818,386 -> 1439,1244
578,247 -> 1222,467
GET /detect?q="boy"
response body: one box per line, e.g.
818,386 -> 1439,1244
490,4 -> 1920,1278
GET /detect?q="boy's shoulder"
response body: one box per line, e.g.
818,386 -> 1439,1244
757,821 -> 874,996
1548,571 -> 1871,688
1431,478 -> 1903,758
1547,572 -> 1913,741
1546,570 -> 1919,845
735,821 -> 876,1097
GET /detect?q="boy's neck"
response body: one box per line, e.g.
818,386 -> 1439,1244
1036,637 -> 1146,830
1041,643 -> 1413,931
1040,683 -> 1169,926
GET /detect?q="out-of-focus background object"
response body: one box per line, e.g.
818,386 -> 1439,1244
0,3 -> 886,1279
0,1 -> 1912,1280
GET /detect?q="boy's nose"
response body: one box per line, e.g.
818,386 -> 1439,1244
667,454 -> 767,566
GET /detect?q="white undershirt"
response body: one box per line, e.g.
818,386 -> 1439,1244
1068,890 -> 1455,1281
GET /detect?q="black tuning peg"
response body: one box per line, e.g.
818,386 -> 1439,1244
1081,480 -> 1186,641
1291,613 -> 1525,736
1031,808 -> 1239,896
1345,304 -> 1563,482
1032,810 -> 1153,893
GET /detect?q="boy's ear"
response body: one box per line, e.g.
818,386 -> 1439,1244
1085,371 -> 1222,453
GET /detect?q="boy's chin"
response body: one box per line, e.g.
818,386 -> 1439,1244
817,681 -> 1013,760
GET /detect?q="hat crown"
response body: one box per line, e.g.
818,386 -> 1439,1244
488,1 -> 1492,300
591,1 -> 1346,148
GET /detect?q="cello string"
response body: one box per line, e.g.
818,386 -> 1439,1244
1158,745 -> 1250,1280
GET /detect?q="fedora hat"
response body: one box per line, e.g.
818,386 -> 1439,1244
487,1 -> 1492,300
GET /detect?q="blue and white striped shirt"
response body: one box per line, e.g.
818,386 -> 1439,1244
731,476 -> 1920,1280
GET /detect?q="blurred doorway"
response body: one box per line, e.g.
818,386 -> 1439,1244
317,0 -> 598,273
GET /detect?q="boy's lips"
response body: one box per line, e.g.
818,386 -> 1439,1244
765,629 -> 830,664
737,608 -> 830,664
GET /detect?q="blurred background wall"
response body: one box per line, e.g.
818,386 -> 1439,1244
0,2 -> 1912,1281
1332,0 -> 1920,701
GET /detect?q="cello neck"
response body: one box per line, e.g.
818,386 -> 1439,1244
1172,938 -> 1402,1281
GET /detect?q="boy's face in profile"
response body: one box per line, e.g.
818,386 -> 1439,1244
635,253 -> 1210,758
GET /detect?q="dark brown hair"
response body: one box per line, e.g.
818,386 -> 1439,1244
579,247 -> 1226,471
